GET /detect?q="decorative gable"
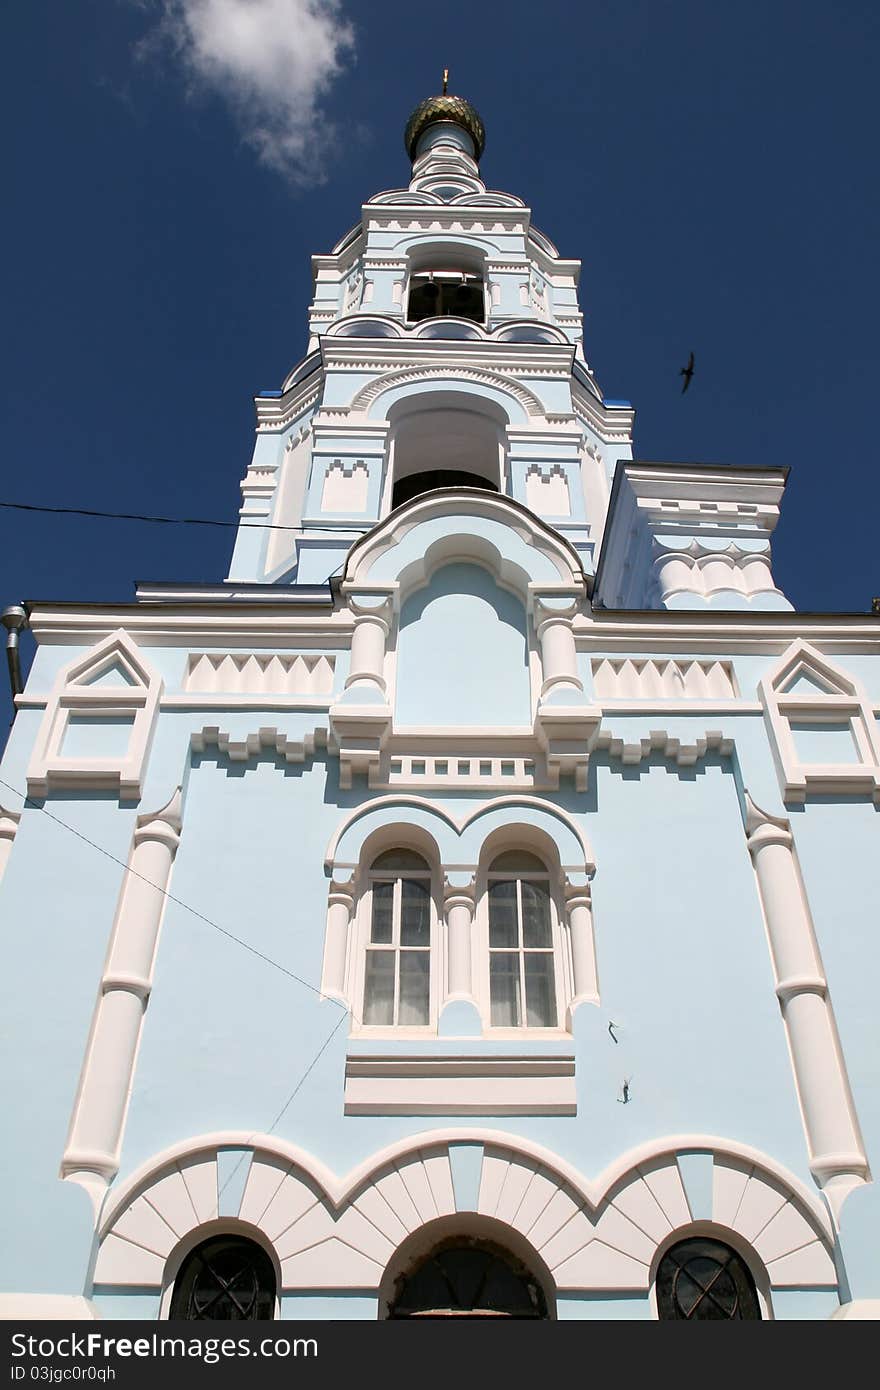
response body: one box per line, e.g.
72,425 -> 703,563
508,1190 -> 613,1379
27,630 -> 161,799
759,641 -> 880,802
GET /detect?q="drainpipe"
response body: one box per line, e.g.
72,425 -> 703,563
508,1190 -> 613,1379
1,606 -> 27,715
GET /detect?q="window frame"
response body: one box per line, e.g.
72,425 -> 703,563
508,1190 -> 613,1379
477,851 -> 571,1037
351,850 -> 440,1035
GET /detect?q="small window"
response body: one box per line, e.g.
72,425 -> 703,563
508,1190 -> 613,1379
364,850 -> 432,1026
656,1238 -> 761,1320
169,1236 -> 275,1320
408,271 -> 485,324
487,851 -> 557,1028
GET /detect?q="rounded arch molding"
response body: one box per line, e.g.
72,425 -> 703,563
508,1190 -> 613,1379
342,490 -> 586,598
92,1131 -> 836,1305
324,794 -> 595,878
354,367 -> 544,422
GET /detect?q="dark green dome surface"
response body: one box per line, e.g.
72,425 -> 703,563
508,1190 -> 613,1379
404,94 -> 486,161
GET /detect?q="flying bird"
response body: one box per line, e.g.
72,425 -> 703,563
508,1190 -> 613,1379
680,351 -> 695,394
608,1021 -> 619,1044
617,1078 -> 632,1105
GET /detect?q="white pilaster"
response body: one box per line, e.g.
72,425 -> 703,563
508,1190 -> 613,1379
443,875 -> 477,1002
62,790 -> 183,1204
0,805 -> 21,886
564,877 -> 599,1020
322,880 -> 355,1005
744,793 -> 867,1216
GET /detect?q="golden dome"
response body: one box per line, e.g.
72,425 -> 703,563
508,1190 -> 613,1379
404,93 -> 486,162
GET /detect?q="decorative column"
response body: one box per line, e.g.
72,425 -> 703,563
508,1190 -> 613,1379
534,595 -> 584,700
564,875 -> 599,1020
532,592 -> 601,791
331,590 -> 394,788
439,873 -> 480,1036
345,593 -> 392,696
0,805 -> 21,886
63,790 -> 182,1200
744,794 -> 867,1213
321,877 -> 355,1005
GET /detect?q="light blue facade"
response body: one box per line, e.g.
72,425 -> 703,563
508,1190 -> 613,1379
1,90 -> 877,1323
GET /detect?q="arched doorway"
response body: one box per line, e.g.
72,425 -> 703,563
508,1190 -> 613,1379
381,1217 -> 555,1320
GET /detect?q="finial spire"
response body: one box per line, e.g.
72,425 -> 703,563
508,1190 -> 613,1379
442,67 -> 449,95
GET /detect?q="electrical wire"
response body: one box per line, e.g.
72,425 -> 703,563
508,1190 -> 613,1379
0,501 -> 302,532
0,772 -> 358,1188
0,774 -> 346,1011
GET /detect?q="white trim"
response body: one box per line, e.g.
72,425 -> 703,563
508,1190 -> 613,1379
758,640 -> 880,801
26,629 -> 161,799
95,1132 -> 836,1296
324,794 -> 595,874
100,1129 -> 834,1240
0,1295 -> 99,1321
343,1053 -> 576,1115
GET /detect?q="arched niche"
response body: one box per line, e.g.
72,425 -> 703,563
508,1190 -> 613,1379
395,561 -> 530,727
385,390 -> 506,510
379,1214 -> 556,1319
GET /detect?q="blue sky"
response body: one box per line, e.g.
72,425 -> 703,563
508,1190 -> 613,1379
2,1 -> 879,723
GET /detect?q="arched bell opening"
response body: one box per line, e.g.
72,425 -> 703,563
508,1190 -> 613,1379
379,1214 -> 556,1320
386,391 -> 506,511
404,242 -> 487,327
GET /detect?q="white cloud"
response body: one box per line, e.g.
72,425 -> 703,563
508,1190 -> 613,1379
138,0 -> 356,184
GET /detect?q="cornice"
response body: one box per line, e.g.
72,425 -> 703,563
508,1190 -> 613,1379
320,338 -> 575,377
364,207 -> 530,234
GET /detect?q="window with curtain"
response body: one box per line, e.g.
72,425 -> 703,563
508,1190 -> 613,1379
363,848 -> 432,1026
486,850 -> 558,1028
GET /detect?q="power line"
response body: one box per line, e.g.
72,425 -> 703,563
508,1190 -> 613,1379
0,774 -> 358,1183
0,501 -> 303,532
0,775 -> 346,1012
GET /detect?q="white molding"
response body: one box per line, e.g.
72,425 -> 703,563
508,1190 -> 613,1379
26,629 -> 161,799
758,640 -> 880,802
343,1053 -> 576,1114
324,793 -> 596,874
190,725 -> 326,765
342,490 -> 585,594
95,1131 -> 836,1296
743,792 -> 869,1215
63,790 -> 184,1204
100,1129 -> 835,1236
593,727 -> 734,766
0,1295 -> 99,1321
0,804 -> 21,887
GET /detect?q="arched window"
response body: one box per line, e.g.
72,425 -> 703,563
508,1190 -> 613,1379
169,1235 -> 276,1320
486,850 -> 561,1028
385,395 -> 505,511
361,849 -> 433,1027
388,1237 -> 549,1319
656,1237 -> 761,1320
407,270 -> 485,325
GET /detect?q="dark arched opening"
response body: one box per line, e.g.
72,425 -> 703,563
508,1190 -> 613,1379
169,1235 -> 276,1321
392,469 -> 498,508
387,1236 -> 549,1319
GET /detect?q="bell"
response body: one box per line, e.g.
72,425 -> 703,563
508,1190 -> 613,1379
422,281 -> 440,300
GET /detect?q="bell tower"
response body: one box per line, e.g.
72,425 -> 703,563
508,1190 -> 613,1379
226,80 -> 630,591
